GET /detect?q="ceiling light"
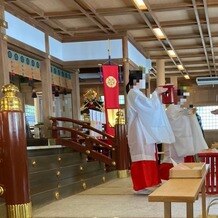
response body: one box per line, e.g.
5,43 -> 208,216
184,74 -> 190,79
177,65 -> 184,71
133,0 -> 147,10
153,28 -> 165,39
167,50 -> 176,57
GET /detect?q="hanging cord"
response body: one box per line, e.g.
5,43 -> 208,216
207,198 -> 218,216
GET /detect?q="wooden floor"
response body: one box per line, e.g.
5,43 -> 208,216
33,177 -> 218,218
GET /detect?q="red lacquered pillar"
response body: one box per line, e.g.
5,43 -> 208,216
114,110 -> 130,178
0,84 -> 32,218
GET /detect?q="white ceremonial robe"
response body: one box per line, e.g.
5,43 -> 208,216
189,114 -> 208,153
163,104 -> 208,163
127,88 -> 175,162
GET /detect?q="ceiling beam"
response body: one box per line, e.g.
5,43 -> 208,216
56,24 -> 147,35
13,0 -> 75,37
150,52 -> 217,59
62,32 -> 125,42
47,1 -> 218,18
64,58 -> 123,69
32,7 -> 138,19
141,0 -> 188,77
29,2 -> 218,19
192,0 -> 212,76
149,1 -> 218,12
4,2 -> 62,41
146,44 -> 205,51
203,0 -> 217,76
71,0 -> 109,34
135,31 -> 218,42
132,1 -> 177,64
75,0 -> 117,33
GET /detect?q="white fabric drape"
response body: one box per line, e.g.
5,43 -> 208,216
127,88 -> 175,162
162,104 -> 208,163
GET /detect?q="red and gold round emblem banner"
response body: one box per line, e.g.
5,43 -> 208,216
106,76 -> 117,88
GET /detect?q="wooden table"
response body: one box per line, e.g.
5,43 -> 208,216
148,166 -> 209,218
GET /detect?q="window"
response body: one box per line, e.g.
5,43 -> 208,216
25,105 -> 36,126
100,95 -> 125,105
196,106 -> 218,130
5,12 -> 45,52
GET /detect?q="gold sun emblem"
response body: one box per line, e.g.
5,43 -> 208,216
106,76 -> 117,88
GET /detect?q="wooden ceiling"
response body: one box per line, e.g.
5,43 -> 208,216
4,0 -> 218,79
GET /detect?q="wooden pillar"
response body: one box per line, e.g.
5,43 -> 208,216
115,110 -> 129,178
122,35 -> 129,120
0,84 -> 32,218
40,34 -> 53,137
40,58 -> 53,137
71,70 -> 81,120
0,3 -> 10,92
156,59 -> 165,162
156,59 -> 165,87
146,69 -> 151,97
170,76 -> 178,89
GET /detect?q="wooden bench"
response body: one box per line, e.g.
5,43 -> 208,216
148,165 -> 209,218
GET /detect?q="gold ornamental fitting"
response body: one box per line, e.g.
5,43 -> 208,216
56,171 -> 61,177
115,110 -> 125,125
7,202 -> 32,218
102,176 -> 106,182
112,161 -> 116,166
83,89 -> 97,101
0,84 -> 22,112
117,170 -> 128,178
0,186 -> 4,196
86,150 -> 90,154
32,161 -> 36,167
82,182 -> 87,189
55,191 -> 60,200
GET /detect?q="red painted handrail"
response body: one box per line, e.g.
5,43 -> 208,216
50,117 -> 116,166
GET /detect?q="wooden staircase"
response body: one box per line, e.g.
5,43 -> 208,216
0,117 -> 129,217
0,146 -> 117,217
29,146 -> 117,209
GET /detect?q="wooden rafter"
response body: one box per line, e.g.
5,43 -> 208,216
133,0 -> 186,76
4,1 -> 62,41
3,0 -> 218,79
192,0 -> 212,76
14,0 -> 75,37
71,0 -> 109,34
203,0 -> 217,75
77,0 -> 117,33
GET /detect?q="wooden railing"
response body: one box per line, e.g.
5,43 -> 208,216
50,117 -> 116,166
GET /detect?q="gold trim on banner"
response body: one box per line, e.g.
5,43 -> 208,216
115,110 -> 125,125
7,202 -> 32,218
0,84 -> 22,112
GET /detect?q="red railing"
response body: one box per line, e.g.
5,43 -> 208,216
50,117 -> 116,166
198,150 -> 218,194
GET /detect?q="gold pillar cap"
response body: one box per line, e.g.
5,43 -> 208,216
0,84 -> 22,111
